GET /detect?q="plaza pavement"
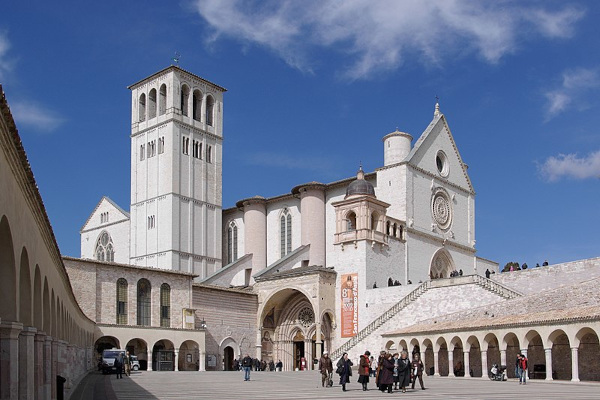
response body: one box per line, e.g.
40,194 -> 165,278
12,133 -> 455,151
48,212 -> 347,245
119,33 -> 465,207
71,370 -> 600,400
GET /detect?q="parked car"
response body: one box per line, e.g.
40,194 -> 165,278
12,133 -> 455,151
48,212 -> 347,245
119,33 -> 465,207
101,349 -> 126,374
130,355 -> 140,371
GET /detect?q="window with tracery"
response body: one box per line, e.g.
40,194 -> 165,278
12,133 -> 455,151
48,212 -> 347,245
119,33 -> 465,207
160,283 -> 171,327
227,222 -> 238,264
116,278 -> 127,325
280,210 -> 292,258
95,231 -> 114,262
137,279 -> 151,326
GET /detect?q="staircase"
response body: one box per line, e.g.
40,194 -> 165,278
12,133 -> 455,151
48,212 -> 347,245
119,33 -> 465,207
330,280 -> 432,360
330,275 -> 523,360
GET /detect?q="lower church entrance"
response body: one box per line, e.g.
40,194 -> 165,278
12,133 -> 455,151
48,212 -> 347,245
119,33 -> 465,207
293,331 -> 305,370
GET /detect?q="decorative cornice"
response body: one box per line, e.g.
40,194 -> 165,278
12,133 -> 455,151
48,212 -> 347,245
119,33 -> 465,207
127,65 -> 227,92
406,226 -> 475,253
130,118 -> 223,142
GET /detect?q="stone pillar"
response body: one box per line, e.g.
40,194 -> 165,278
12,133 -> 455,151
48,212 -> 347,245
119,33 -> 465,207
544,348 -> 553,381
51,339 -> 58,399
255,330 -> 262,360
147,350 -> 153,371
315,323 -> 322,361
463,351 -> 470,377
421,352 -> 426,374
19,326 -> 37,400
174,349 -> 179,371
480,350 -> 488,379
500,349 -> 507,368
34,331 -> 46,400
43,336 -> 52,400
0,321 -> 23,400
448,349 -> 454,377
433,350 -> 440,377
571,347 -> 579,382
65,344 -> 74,389
304,339 -> 312,371
199,351 -> 206,371
57,340 -> 67,385
295,184 -> 326,267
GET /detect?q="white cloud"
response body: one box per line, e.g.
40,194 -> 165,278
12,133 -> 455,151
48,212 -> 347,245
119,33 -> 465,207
0,32 -> 13,79
192,0 -> 584,79
539,150 -> 600,181
10,101 -> 65,133
544,68 -> 600,120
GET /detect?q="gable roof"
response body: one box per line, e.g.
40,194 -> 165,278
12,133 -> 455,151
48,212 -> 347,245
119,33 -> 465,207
80,196 -> 130,232
406,113 -> 474,194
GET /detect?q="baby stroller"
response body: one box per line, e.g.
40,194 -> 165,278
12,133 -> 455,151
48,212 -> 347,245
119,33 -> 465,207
489,364 -> 507,381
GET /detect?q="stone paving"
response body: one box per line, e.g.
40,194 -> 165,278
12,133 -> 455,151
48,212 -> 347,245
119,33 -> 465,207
77,370 -> 600,400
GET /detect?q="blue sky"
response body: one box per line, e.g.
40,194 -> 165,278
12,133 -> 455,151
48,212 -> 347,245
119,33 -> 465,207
1,0 -> 599,268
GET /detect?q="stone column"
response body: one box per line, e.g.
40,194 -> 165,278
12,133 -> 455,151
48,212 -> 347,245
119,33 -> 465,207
421,352 -> 426,375
65,344 -> 74,389
463,351 -> 470,377
571,347 -> 579,382
147,350 -> 153,371
315,322 -> 322,362
256,330 -> 262,360
433,350 -> 440,376
19,326 -> 37,400
500,349 -> 507,368
199,351 -> 206,371
304,339 -> 312,371
480,350 -> 488,379
51,339 -> 59,400
448,349 -> 454,377
34,331 -> 46,400
43,336 -> 52,400
0,321 -> 23,400
544,348 -> 553,381
174,349 -> 179,371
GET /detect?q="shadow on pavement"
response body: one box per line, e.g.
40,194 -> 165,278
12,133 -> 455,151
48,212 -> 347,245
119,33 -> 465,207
69,371 -> 159,400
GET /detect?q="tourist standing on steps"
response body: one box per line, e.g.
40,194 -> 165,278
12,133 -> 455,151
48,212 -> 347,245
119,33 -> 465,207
242,354 -> 253,381
398,350 -> 411,393
518,354 -> 528,385
358,350 -> 371,391
411,353 -> 426,390
336,352 -> 353,392
318,351 -> 333,387
378,353 -> 395,393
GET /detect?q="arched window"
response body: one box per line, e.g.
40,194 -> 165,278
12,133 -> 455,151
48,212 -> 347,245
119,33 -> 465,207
398,225 -> 403,240
137,279 -> 151,326
181,85 -> 190,116
371,212 -> 379,231
159,84 -> 167,115
227,222 -> 238,264
392,223 -> 397,237
207,146 -> 212,163
148,88 -> 157,119
192,89 -> 202,121
280,210 -> 292,258
116,278 -> 127,325
346,211 -> 356,231
386,221 -> 391,235
206,95 -> 215,126
95,231 -> 114,262
160,283 -> 170,328
139,93 -> 146,122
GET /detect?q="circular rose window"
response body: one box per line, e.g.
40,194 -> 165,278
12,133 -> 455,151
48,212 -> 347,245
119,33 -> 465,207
431,189 -> 452,230
298,307 -> 314,327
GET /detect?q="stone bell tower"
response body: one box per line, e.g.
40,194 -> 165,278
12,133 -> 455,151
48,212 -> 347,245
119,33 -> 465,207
128,66 -> 226,278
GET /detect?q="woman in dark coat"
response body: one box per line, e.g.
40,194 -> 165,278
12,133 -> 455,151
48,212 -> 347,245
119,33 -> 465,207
337,353 -> 353,392
358,351 -> 371,391
378,353 -> 395,393
411,353 -> 425,390
398,350 -> 411,392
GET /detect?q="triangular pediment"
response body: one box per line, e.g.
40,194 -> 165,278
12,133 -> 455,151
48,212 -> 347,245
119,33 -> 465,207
406,114 -> 474,193
80,196 -> 130,232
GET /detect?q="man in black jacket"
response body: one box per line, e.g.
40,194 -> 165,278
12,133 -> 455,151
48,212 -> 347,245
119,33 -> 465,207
242,354 -> 253,381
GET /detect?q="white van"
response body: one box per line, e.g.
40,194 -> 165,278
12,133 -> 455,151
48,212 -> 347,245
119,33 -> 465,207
101,349 -> 126,374
130,355 -> 140,371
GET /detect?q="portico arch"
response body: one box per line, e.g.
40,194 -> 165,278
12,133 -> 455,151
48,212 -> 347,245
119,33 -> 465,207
435,337 -> 449,376
95,336 -> 120,356
466,335 -> 482,377
576,327 -> 600,381
179,340 -> 200,371
502,332 -> 521,378
0,215 -> 17,321
152,339 -> 175,371
126,338 -> 148,370
422,338 -> 434,376
219,337 -> 240,371
548,329 -> 571,380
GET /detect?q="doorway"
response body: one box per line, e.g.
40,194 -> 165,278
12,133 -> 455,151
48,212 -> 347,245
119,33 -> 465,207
224,346 -> 234,371
293,341 -> 305,370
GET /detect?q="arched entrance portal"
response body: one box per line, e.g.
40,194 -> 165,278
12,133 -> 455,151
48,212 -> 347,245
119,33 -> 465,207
126,338 -> 148,370
259,288 -> 331,371
95,336 -> 120,355
179,340 -> 200,371
430,249 -> 454,279
224,346 -> 234,371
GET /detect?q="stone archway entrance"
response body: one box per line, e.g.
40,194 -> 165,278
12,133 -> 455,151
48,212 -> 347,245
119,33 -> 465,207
152,339 -> 174,371
430,249 -> 454,279
293,331 -> 305,370
224,346 -> 234,371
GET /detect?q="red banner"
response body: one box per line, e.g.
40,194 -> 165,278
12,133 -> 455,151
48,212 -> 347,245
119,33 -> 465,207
341,273 -> 358,338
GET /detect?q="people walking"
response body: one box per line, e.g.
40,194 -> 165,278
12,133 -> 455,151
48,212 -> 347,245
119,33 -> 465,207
375,350 -> 385,388
370,356 -> 377,377
358,350 -> 371,391
392,353 -> 400,390
518,354 -> 528,385
378,353 -> 395,393
124,351 -> 131,377
336,353 -> 353,392
398,351 -> 411,393
318,351 -> 333,387
411,353 -> 425,390
276,360 -> 283,371
241,353 -> 252,381
114,353 -> 123,379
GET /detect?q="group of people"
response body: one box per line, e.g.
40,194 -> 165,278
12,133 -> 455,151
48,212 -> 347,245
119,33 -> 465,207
430,270 -> 463,280
238,354 -> 283,381
319,350 -> 426,393
113,351 -> 132,379
516,353 -> 528,385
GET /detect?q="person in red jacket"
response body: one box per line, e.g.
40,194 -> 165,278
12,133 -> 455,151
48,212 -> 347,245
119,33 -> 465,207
358,351 -> 371,391
518,354 -> 528,385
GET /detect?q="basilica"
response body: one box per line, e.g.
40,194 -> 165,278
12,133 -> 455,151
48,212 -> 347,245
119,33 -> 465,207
1,65 -> 599,399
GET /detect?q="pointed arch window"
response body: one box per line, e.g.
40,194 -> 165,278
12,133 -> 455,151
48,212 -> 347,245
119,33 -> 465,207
280,210 -> 292,258
227,222 -> 238,264
160,283 -> 171,328
137,279 -> 151,326
116,278 -> 128,325
95,231 -> 114,262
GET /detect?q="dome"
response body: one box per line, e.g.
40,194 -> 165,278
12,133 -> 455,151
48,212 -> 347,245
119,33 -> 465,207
346,167 -> 375,198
